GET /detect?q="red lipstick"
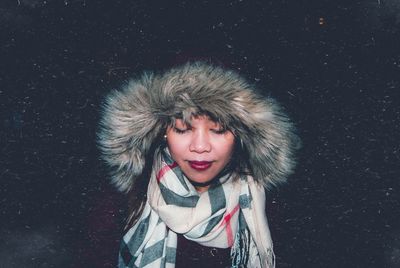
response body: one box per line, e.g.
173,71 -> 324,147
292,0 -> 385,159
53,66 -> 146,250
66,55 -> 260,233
188,161 -> 212,171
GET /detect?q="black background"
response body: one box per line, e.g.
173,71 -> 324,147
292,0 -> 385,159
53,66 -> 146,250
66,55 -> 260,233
1,0 -> 399,267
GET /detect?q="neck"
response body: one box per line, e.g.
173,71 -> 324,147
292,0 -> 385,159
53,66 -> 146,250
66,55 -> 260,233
187,178 -> 215,193
194,185 -> 210,193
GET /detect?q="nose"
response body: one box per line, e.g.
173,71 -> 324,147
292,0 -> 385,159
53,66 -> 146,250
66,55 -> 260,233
189,131 -> 211,153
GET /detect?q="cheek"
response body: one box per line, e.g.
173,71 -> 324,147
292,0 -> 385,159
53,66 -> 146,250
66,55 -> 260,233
225,142 -> 235,159
166,131 -> 185,159
217,136 -> 235,159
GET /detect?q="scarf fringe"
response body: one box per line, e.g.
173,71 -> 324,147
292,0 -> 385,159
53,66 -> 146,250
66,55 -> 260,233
231,228 -> 250,267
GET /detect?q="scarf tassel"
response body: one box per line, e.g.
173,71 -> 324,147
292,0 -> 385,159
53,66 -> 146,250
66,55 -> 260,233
231,228 -> 250,267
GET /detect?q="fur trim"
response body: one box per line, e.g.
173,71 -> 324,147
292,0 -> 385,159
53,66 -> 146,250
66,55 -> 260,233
98,62 -> 300,192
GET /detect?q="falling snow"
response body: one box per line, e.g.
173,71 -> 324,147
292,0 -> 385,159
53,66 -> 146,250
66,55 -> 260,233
1,1 -> 399,267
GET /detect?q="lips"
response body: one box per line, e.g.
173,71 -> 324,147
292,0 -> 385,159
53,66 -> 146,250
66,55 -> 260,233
188,161 -> 212,171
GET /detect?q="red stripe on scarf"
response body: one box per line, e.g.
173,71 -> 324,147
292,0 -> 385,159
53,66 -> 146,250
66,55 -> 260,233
156,162 -> 178,183
220,204 -> 240,247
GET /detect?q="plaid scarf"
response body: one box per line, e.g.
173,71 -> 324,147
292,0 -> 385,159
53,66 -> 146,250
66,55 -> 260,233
118,150 -> 275,268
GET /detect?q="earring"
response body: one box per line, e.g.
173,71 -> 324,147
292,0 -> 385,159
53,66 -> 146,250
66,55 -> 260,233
164,134 -> 167,139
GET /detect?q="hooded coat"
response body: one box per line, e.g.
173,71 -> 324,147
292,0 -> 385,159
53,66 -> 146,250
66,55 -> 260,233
98,61 -> 300,193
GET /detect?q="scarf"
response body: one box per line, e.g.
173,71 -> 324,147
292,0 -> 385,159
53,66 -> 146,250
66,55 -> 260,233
118,150 -> 275,268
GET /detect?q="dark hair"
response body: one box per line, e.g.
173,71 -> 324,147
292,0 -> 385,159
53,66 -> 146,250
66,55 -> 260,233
125,135 -> 163,229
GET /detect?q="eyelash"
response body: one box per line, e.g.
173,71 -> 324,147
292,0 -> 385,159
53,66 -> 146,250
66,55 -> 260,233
172,127 -> 188,134
211,129 -> 227,134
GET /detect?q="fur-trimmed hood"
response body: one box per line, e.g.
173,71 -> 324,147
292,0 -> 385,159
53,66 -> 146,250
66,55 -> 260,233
98,62 -> 300,192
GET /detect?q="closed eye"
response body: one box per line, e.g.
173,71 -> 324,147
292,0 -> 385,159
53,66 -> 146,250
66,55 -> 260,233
173,127 -> 190,134
211,128 -> 228,134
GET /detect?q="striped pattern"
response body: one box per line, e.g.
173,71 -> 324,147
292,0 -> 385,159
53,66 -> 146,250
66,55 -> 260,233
118,150 -> 275,268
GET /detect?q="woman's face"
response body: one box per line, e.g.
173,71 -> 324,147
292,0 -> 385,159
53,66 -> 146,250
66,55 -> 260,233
166,116 -> 235,192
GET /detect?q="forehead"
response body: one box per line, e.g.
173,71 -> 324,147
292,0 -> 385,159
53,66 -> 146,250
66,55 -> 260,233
167,110 -> 233,131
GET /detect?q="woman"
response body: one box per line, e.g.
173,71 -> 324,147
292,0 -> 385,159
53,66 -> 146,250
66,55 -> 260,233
98,62 -> 299,267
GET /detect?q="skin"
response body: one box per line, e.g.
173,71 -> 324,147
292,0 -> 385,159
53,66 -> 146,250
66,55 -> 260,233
166,116 -> 235,193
